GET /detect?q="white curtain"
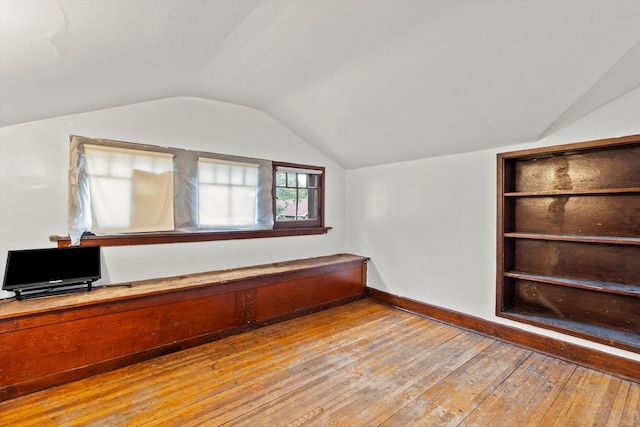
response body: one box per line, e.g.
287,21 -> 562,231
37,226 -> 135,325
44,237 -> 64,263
68,136 -> 275,245
84,145 -> 175,234
197,158 -> 259,228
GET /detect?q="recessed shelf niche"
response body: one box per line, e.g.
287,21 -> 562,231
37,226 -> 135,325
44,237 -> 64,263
496,134 -> 640,353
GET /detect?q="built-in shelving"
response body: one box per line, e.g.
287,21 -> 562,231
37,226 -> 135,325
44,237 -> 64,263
504,310 -> 640,351
503,271 -> 640,297
504,187 -> 640,197
503,232 -> 640,245
497,134 -> 640,353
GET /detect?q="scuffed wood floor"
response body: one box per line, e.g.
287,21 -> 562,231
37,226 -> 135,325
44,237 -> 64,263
1,300 -> 638,426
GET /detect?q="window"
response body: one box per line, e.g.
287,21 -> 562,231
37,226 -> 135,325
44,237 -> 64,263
83,145 -> 175,234
274,163 -> 324,229
197,158 -> 259,228
64,136 -> 328,246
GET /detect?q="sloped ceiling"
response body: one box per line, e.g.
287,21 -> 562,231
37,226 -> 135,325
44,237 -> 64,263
1,0 -> 639,169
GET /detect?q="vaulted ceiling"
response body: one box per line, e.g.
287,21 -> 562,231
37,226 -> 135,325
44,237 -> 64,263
1,0 -> 639,169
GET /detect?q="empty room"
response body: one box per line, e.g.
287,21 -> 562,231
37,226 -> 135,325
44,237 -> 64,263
0,0 -> 638,425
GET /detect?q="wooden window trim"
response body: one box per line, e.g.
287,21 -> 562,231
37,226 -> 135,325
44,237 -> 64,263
59,137 -> 331,247
51,227 -> 332,248
273,161 -> 325,229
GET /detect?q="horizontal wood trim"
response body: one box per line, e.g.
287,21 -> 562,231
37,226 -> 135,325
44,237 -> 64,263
504,187 -> 640,197
497,133 -> 640,160
503,232 -> 640,245
500,309 -> 640,354
0,255 -> 366,327
0,254 -> 368,400
366,287 -> 640,383
504,271 -> 640,297
51,227 -> 332,247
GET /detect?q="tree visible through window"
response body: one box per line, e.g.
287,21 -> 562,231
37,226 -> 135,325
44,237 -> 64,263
65,136 -> 327,246
274,164 -> 323,228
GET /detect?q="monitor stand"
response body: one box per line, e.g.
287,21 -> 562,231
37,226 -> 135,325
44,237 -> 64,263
14,282 -> 93,301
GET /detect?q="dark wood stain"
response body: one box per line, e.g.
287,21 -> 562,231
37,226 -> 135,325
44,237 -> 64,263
497,134 -> 640,353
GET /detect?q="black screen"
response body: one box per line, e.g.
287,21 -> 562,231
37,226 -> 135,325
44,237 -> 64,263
3,246 -> 101,291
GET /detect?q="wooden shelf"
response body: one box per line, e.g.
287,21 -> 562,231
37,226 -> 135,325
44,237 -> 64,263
497,135 -> 640,354
504,271 -> 640,297
504,187 -> 640,197
502,309 -> 640,354
503,232 -> 640,245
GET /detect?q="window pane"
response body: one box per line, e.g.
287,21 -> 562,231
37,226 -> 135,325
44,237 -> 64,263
198,160 -> 215,184
198,184 -> 257,227
307,189 -> 318,220
89,177 -> 131,229
296,189 -> 308,219
111,152 -> 133,177
199,185 -> 229,226
215,163 -> 230,185
132,154 -> 153,172
197,158 -> 260,228
85,151 -> 110,176
230,186 -> 257,225
245,167 -> 259,186
276,187 -> 296,221
84,146 -> 174,233
274,165 -> 322,226
230,165 -> 245,185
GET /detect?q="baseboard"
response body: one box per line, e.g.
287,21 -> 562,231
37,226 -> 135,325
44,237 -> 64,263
366,287 -> 640,383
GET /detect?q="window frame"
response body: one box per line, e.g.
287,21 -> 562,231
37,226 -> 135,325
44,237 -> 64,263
273,162 -> 325,229
53,136 -> 330,247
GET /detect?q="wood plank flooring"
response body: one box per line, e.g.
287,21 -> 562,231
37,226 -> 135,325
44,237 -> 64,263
1,300 -> 638,426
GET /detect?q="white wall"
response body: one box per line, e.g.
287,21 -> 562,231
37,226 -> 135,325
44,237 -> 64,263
346,87 -> 640,361
0,97 -> 347,299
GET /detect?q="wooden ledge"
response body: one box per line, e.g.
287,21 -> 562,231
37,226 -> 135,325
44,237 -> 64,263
51,227 -> 332,247
0,254 -> 367,321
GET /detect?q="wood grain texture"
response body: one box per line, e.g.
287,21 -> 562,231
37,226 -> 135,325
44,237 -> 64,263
367,287 -> 640,383
0,254 -> 368,400
1,300 -> 637,426
52,227 -> 332,247
513,239 -> 640,286
513,145 -> 640,192
497,135 -> 640,353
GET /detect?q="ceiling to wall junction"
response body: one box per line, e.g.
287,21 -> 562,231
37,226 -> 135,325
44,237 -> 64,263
1,0 -> 639,169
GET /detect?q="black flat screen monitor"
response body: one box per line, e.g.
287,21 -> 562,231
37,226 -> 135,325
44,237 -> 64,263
3,246 -> 101,292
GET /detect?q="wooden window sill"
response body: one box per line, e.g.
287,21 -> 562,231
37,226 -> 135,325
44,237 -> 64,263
51,227 -> 332,247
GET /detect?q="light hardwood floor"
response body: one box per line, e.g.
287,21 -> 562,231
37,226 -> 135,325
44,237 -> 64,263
1,300 -> 638,426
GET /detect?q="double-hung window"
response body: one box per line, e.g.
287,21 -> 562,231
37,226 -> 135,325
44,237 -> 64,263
65,136 -> 326,246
